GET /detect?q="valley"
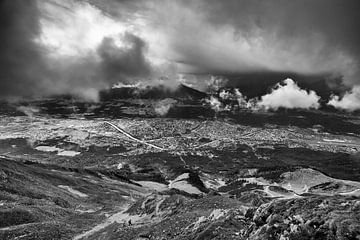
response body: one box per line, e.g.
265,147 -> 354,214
0,99 -> 360,239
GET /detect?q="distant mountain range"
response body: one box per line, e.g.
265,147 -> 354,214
100,84 -> 207,101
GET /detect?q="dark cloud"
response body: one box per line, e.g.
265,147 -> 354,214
205,0 -> 360,61
197,0 -> 360,98
0,0 -> 49,97
97,33 -> 152,83
206,0 -> 360,50
145,0 -> 360,86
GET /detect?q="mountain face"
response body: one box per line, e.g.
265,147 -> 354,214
100,84 -> 207,102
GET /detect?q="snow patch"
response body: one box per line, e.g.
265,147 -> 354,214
169,173 -> 202,195
57,150 -> 81,156
136,181 -> 168,192
35,145 -> 80,156
35,146 -> 61,152
58,185 -> 88,198
323,138 -> 347,143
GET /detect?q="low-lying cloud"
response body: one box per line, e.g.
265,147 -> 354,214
211,78 -> 322,111
205,96 -> 223,113
154,98 -> 177,116
258,79 -> 321,110
328,86 -> 360,111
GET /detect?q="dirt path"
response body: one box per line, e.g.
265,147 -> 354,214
73,201 -> 157,240
73,205 -> 130,240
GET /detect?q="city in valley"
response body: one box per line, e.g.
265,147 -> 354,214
0,87 -> 359,239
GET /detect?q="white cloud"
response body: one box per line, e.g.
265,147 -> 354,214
206,96 -> 222,112
38,0 -> 129,57
258,78 -> 320,110
74,88 -> 100,102
154,98 -> 177,116
328,86 -> 360,111
219,89 -> 232,100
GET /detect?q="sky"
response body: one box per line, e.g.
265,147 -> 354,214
1,0 -> 360,107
